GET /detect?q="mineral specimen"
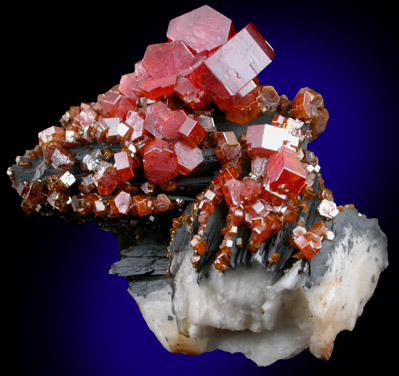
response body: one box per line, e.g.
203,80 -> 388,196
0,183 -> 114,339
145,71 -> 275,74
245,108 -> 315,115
8,4 -> 388,368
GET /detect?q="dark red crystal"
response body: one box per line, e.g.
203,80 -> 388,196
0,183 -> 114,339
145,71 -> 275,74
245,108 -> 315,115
174,140 -> 204,175
265,147 -> 308,197
143,139 -> 178,185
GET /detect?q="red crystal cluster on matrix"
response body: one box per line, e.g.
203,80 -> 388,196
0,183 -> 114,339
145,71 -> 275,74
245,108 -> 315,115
12,5 -> 337,271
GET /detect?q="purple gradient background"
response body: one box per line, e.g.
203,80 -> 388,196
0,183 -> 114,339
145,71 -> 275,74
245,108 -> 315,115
5,1 -> 398,375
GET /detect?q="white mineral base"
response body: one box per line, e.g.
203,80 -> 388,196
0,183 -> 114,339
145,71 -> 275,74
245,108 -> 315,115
128,212 -> 388,366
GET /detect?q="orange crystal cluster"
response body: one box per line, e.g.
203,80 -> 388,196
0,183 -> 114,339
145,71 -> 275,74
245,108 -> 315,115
291,221 -> 329,260
10,5 -> 337,271
190,113 -> 327,271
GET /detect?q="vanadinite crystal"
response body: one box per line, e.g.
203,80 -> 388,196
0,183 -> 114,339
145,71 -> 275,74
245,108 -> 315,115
167,5 -> 235,54
93,162 -> 119,196
187,23 -> 274,111
265,147 -> 308,196
143,139 -> 178,185
174,140 -> 204,175
9,4 -> 331,265
114,151 -> 135,181
8,4 -> 388,368
246,123 -> 299,157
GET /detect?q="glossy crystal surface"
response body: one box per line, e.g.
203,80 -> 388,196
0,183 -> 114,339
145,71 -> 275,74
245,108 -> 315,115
10,5 -> 336,271
167,5 -> 235,54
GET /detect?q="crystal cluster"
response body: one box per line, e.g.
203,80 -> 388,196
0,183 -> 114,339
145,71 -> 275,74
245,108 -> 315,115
8,5 -> 388,368
10,5 -> 337,268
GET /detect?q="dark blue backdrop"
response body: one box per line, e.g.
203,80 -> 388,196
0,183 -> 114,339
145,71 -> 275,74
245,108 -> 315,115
6,1 -> 398,375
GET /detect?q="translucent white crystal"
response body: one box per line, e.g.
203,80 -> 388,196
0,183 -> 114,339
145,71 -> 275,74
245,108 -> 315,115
317,199 -> 339,220
326,230 -> 335,241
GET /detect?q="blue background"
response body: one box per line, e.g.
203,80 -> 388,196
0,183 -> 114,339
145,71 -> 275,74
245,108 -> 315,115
5,1 -> 398,375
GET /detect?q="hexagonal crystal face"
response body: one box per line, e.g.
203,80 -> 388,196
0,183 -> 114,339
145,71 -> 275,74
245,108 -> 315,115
167,5 -> 235,54
142,41 -> 194,79
317,199 -> 339,220
174,140 -> 204,176
143,139 -> 178,185
114,151 -> 135,181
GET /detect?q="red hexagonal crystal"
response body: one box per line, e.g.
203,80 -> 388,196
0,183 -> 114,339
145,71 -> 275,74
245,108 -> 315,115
78,174 -> 96,194
47,191 -> 70,212
174,140 -> 204,175
167,5 -> 235,54
174,76 -> 210,109
98,85 -> 137,120
17,181 -> 47,207
311,108 -> 329,139
155,193 -> 173,212
42,144 -> 75,172
92,195 -> 108,216
123,111 -> 145,142
225,87 -> 261,124
143,139 -> 178,185
93,162 -> 119,196
144,101 -> 171,139
119,73 -> 141,101
212,165 -> 241,194
260,183 -> 286,206
132,195 -> 150,217
265,147 -> 308,196
138,75 -> 177,100
110,191 -> 132,215
249,226 -> 272,251
142,40 -> 195,80
240,178 -> 262,204
119,72 -> 144,101
291,87 -> 324,122
114,151 -> 135,181
188,23 -> 274,110
178,116 -> 207,146
294,231 -> 322,260
215,131 -> 241,163
222,178 -> 244,206
158,110 -> 188,142
259,85 -> 280,112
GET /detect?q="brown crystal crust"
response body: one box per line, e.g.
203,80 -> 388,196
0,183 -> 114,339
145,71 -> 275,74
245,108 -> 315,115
9,5 -> 336,272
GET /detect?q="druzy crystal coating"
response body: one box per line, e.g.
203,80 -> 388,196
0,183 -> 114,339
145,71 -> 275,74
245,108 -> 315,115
11,5 -> 337,270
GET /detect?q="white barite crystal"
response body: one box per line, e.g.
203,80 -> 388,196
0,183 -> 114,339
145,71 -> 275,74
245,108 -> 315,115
317,199 -> 339,220
126,211 -> 388,366
326,230 -> 335,241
